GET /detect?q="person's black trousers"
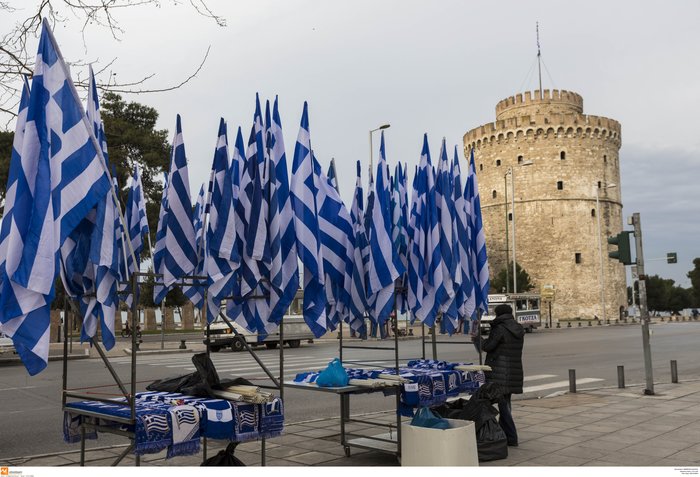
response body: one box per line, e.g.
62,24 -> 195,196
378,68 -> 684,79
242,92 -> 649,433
498,393 -> 518,445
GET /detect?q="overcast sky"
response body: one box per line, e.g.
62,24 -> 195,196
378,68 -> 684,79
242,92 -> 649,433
3,0 -> 699,287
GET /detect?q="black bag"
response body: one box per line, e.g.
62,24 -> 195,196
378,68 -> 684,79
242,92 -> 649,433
147,353 -> 253,398
475,418 -> 508,462
200,442 -> 246,466
433,388 -> 508,461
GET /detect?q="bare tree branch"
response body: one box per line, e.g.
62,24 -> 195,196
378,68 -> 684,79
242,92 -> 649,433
0,0 -> 225,128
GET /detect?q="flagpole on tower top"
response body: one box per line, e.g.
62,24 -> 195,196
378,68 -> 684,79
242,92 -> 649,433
537,21 -> 543,95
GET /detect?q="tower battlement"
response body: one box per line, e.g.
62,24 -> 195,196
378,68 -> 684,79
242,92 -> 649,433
496,89 -> 583,120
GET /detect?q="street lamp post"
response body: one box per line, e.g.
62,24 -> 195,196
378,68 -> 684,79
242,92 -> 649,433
596,183 -> 617,323
369,124 -> 391,178
505,161 -> 533,294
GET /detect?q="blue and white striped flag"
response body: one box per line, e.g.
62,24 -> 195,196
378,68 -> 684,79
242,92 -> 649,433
290,102 -> 327,338
313,153 -> 354,331
78,65 -> 119,349
347,161 -> 369,334
125,165 -> 149,271
435,138 -> 459,334
327,159 -> 339,192
162,115 -> 198,288
366,132 -> 403,332
267,97 -> 299,328
466,148 -> 490,312
0,21 -> 112,375
452,147 -> 476,323
0,77 -> 30,292
153,172 -> 169,305
206,119 -> 240,324
183,183 -> 206,309
407,134 -> 449,327
392,162 -> 409,313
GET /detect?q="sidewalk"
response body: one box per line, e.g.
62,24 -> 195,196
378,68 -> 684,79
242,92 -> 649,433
5,379 -> 700,467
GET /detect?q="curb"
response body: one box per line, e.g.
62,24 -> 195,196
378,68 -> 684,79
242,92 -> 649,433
0,353 -> 89,365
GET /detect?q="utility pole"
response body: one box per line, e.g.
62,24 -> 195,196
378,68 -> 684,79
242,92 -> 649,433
632,212 -> 654,395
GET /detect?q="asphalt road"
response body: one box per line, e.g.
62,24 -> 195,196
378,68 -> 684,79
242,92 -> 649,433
1,321 -> 699,460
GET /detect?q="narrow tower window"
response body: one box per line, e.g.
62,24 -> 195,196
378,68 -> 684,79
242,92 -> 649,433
557,181 -> 563,190
508,213 -> 513,221
560,151 -> 566,160
517,155 -> 523,164
604,155 -> 607,163
496,159 -> 501,167
575,253 -> 582,264
479,164 -> 483,171
492,190 -> 497,199
591,209 -> 596,217
598,181 -> 602,189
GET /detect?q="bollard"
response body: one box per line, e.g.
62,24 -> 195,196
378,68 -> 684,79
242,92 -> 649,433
556,322 -> 561,328
567,322 -> 572,328
671,360 -> 678,383
134,340 -> 141,352
597,320 -> 602,326
578,321 -> 582,327
569,369 -> 577,393
179,339 -> 187,350
588,321 -> 592,326
544,322 -> 549,329
617,365 -> 625,388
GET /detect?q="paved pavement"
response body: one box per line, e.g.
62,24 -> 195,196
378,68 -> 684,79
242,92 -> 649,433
4,379 -> 700,467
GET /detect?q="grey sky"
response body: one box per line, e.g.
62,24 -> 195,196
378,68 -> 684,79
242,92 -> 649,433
3,0 -> 699,286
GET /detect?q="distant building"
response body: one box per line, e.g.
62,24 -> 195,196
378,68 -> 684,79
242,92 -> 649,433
464,89 -> 626,320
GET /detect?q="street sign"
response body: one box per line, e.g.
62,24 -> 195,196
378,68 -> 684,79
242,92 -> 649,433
667,252 -> 677,264
541,284 -> 556,301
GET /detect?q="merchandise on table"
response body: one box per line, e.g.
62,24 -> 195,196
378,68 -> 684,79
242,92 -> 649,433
63,391 -> 284,457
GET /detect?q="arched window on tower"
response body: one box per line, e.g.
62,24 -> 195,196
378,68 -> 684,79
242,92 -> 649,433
479,164 -> 483,171
560,151 -> 566,160
492,190 -> 497,199
496,159 -> 501,167
604,155 -> 607,163
575,253 -> 582,264
557,181 -> 564,190
598,181 -> 602,189
517,155 -> 523,164
591,209 -> 596,217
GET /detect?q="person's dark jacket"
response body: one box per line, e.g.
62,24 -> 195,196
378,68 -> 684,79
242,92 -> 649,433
482,313 -> 525,394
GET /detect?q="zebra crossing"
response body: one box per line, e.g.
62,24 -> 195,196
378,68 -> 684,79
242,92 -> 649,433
101,353 -> 605,394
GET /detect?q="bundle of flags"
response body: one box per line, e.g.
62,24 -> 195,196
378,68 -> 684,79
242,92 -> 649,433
0,20 -> 491,377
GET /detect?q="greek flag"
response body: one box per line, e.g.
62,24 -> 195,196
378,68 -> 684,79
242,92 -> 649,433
392,162 -> 409,313
452,147 -> 476,322
347,161 -> 369,334
121,164 -> 149,307
0,21 -> 112,375
0,77 -> 30,293
162,115 -> 198,288
183,184 -> 206,309
153,172 -> 169,305
78,65 -> 119,349
125,165 -> 149,272
267,97 -> 299,328
290,102 -> 327,338
435,139 -> 459,334
407,134 -> 449,327
313,153 -> 354,330
366,132 -> 403,332
466,148 -> 490,312
206,119 -> 240,324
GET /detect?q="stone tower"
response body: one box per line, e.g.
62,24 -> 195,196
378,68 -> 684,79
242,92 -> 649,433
463,89 -> 626,321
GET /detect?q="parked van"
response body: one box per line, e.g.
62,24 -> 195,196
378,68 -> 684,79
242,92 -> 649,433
480,293 -> 541,334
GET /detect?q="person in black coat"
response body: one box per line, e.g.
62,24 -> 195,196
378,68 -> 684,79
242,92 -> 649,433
481,304 -> 525,446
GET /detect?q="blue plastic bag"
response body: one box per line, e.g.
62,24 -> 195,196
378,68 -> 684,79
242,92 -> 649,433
410,406 -> 450,429
315,358 -> 349,387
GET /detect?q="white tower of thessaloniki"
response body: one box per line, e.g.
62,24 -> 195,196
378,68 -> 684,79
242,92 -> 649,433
464,89 -> 626,321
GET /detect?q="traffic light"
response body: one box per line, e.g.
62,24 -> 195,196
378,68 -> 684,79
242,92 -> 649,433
608,231 -> 634,265
667,252 -> 677,264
